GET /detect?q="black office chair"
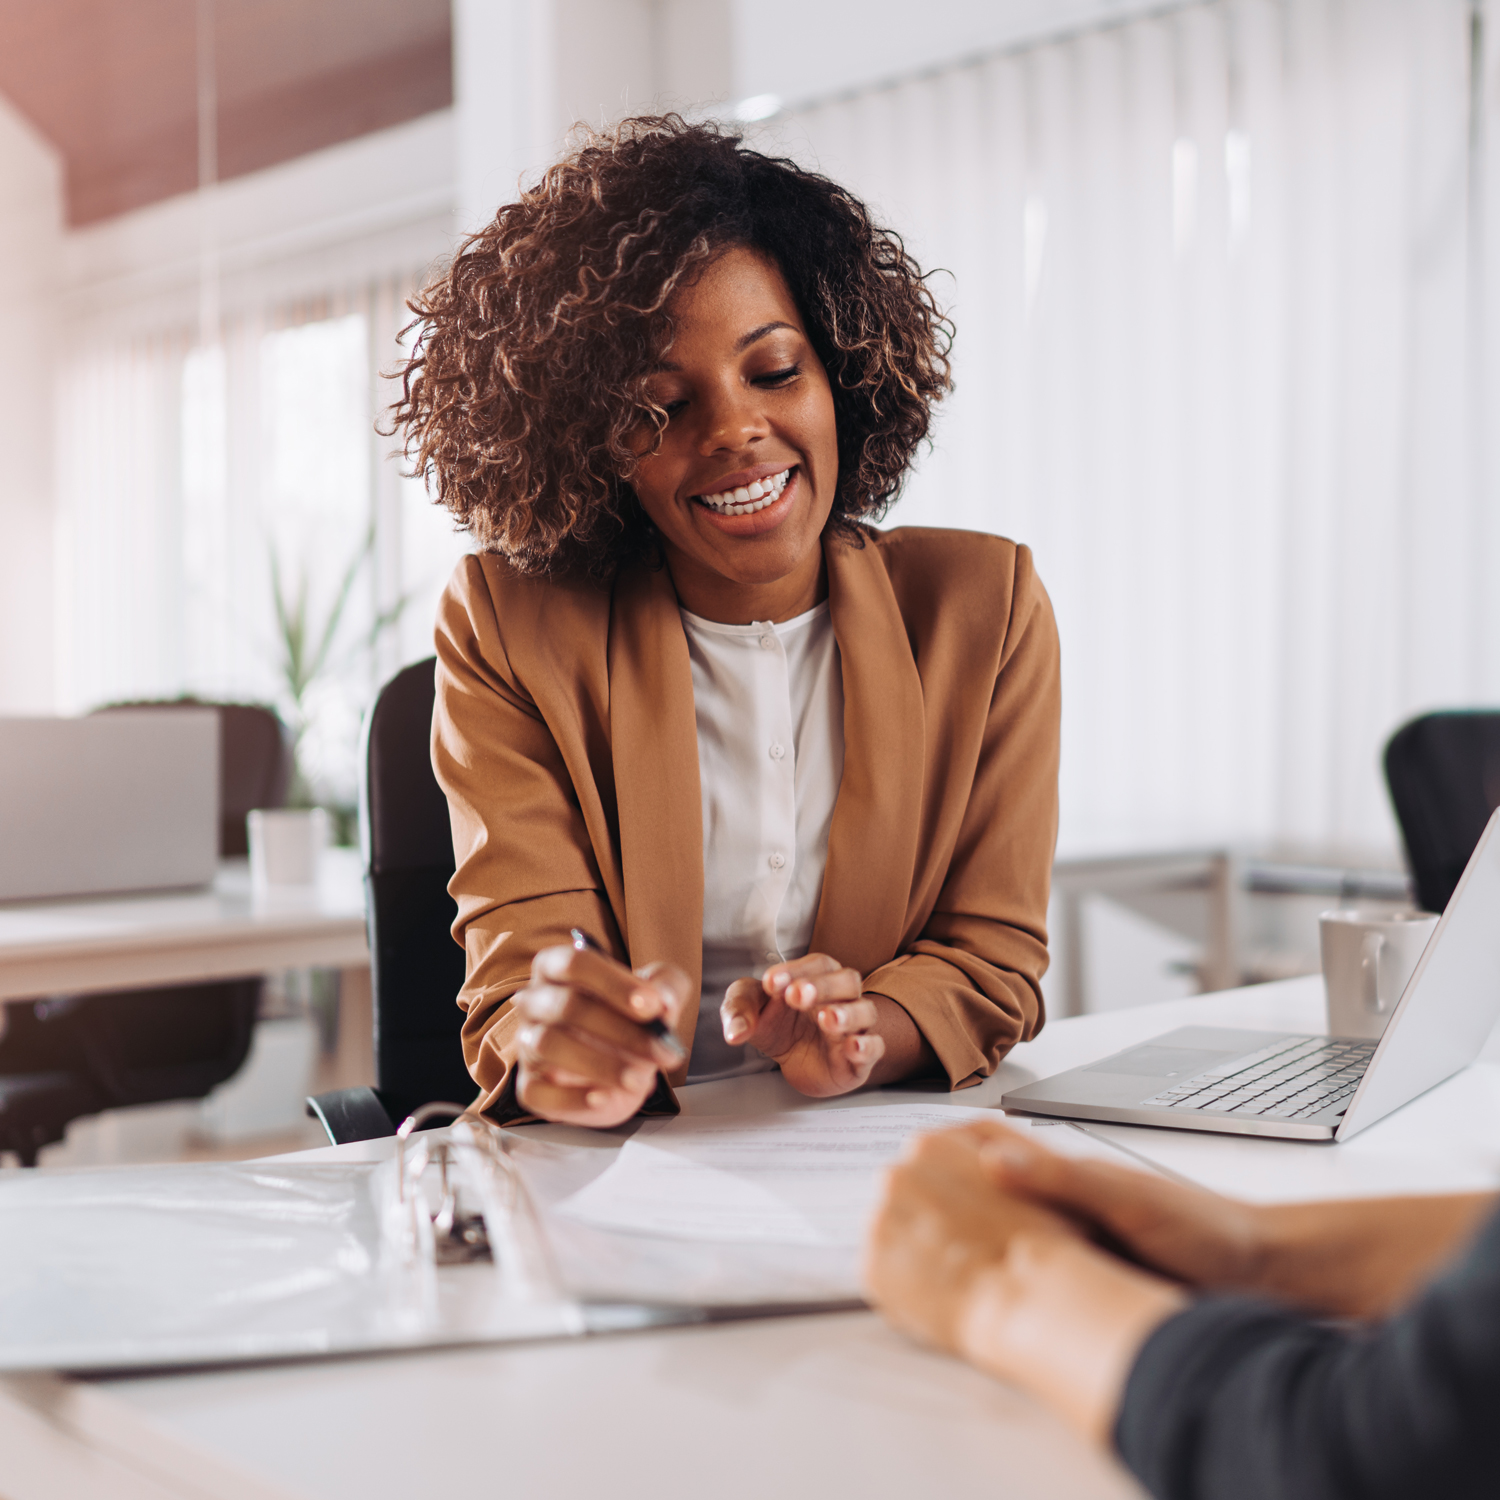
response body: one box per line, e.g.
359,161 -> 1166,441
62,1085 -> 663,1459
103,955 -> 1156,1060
306,658 -> 472,1143
1384,711 -> 1500,914
0,701 -> 290,1167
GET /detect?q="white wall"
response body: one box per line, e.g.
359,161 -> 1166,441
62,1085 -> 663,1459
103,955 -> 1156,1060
731,0 -> 1192,107
454,0 -> 734,234
0,94 -> 63,712
552,0 -> 733,129
454,0 -> 557,234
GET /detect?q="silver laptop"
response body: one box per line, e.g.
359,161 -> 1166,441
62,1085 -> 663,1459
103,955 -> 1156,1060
0,711 -> 219,902
1004,806 -> 1500,1143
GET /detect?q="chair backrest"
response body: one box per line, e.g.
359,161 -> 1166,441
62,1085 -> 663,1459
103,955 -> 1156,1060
361,658 -> 473,1122
1384,711 -> 1500,913
95,699 -> 292,856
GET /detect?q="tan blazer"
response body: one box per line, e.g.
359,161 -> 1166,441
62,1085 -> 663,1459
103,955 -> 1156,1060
432,525 -> 1061,1116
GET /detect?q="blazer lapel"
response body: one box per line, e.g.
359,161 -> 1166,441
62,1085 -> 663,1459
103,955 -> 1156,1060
609,562 -> 704,1071
811,534 -> 926,975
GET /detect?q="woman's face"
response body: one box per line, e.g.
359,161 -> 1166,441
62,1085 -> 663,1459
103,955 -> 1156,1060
630,245 -> 839,623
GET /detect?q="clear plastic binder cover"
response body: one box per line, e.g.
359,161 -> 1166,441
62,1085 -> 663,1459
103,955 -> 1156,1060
0,1150 -> 577,1375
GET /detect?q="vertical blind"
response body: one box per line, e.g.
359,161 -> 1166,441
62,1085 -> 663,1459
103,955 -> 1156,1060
761,0 -> 1500,858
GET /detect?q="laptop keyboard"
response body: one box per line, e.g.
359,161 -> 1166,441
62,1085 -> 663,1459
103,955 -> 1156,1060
1142,1036 -> 1378,1121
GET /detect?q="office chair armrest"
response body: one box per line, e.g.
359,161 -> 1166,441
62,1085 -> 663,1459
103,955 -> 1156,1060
305,1087 -> 395,1145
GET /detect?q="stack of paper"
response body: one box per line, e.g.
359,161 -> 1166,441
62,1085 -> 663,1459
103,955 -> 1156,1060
556,1104 -> 990,1246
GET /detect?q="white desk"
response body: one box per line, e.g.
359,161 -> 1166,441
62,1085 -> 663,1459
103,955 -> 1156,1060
7,976 -> 1499,1500
0,852 -> 368,1004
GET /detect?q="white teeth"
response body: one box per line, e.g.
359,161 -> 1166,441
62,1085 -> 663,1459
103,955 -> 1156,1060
696,467 -> 792,514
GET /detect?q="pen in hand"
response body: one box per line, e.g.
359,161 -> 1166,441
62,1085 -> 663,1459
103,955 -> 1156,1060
569,928 -> 687,1064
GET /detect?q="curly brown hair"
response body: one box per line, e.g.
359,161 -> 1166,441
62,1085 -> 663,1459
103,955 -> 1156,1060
390,115 -> 952,576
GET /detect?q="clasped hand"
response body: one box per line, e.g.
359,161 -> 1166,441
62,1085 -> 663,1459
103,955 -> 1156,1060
863,1121 -> 1246,1440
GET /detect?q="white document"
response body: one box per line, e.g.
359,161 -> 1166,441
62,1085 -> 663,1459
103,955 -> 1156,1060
555,1104 -> 1001,1248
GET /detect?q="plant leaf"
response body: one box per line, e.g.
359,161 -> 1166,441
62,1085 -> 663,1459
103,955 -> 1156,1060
304,527 -> 374,687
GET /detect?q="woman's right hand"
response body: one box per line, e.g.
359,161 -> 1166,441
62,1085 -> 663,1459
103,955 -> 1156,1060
512,944 -> 689,1128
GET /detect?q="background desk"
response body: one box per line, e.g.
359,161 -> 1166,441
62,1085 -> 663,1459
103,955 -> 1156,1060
0,851 -> 367,1003
6,976 -> 1499,1500
0,851 -> 374,1101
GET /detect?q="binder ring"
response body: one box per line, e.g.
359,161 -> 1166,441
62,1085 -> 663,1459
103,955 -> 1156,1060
393,1101 -> 475,1209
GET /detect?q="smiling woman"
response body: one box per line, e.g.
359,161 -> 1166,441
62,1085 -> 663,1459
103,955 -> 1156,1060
393,116 -> 1061,1129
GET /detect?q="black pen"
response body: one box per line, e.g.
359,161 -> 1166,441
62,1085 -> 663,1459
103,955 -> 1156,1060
569,928 -> 687,1063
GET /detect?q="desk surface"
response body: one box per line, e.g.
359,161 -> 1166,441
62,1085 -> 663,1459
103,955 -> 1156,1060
14,976 -> 1500,1500
0,851 -> 368,1003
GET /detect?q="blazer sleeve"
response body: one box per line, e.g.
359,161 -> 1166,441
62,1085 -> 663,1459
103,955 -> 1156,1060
431,557 -> 675,1122
862,547 -> 1060,1088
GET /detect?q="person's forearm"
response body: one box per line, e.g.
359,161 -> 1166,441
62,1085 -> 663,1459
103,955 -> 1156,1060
959,1234 -> 1187,1444
863,995 -> 938,1087
1250,1192 -> 1496,1318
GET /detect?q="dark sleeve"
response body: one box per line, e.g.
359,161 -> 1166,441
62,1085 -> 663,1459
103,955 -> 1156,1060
1114,1205 -> 1500,1500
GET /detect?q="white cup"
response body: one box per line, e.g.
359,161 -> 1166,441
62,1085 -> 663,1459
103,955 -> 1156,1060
247,807 -> 328,891
1319,908 -> 1438,1040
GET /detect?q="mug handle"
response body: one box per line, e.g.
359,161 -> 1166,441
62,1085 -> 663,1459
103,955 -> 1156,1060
1359,931 -> 1389,1014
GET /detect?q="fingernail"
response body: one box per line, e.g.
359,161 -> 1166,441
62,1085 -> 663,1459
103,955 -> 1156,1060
624,1064 -> 655,1091
585,1089 -> 610,1109
725,1017 -> 748,1042
630,989 -> 658,1018
767,970 -> 788,991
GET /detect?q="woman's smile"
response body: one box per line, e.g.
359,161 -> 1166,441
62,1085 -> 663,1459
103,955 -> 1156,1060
692,462 -> 794,516
690,465 -> 801,538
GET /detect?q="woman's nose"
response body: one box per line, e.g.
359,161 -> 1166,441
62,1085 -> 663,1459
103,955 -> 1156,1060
696,383 -> 768,454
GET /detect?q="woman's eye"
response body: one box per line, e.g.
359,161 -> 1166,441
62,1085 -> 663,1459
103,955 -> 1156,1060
659,398 -> 688,419
756,365 -> 800,387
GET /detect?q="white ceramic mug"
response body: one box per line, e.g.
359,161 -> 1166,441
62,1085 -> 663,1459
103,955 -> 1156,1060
247,807 -> 328,891
1319,908 -> 1438,1040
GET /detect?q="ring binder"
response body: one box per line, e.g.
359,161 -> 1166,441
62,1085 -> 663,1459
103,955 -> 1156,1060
388,1103 -> 492,1266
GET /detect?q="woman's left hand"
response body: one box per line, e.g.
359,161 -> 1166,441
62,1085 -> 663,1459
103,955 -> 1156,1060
720,953 -> 920,1096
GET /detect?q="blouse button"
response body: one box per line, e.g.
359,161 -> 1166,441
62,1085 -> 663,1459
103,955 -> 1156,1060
764,949 -> 780,963
769,742 -> 785,760
758,634 -> 776,651
768,851 -> 786,870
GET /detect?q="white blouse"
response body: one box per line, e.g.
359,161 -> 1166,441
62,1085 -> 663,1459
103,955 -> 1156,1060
679,601 -> 845,1081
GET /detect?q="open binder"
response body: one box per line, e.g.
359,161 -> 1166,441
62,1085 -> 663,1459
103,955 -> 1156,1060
0,1103 -> 864,1376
